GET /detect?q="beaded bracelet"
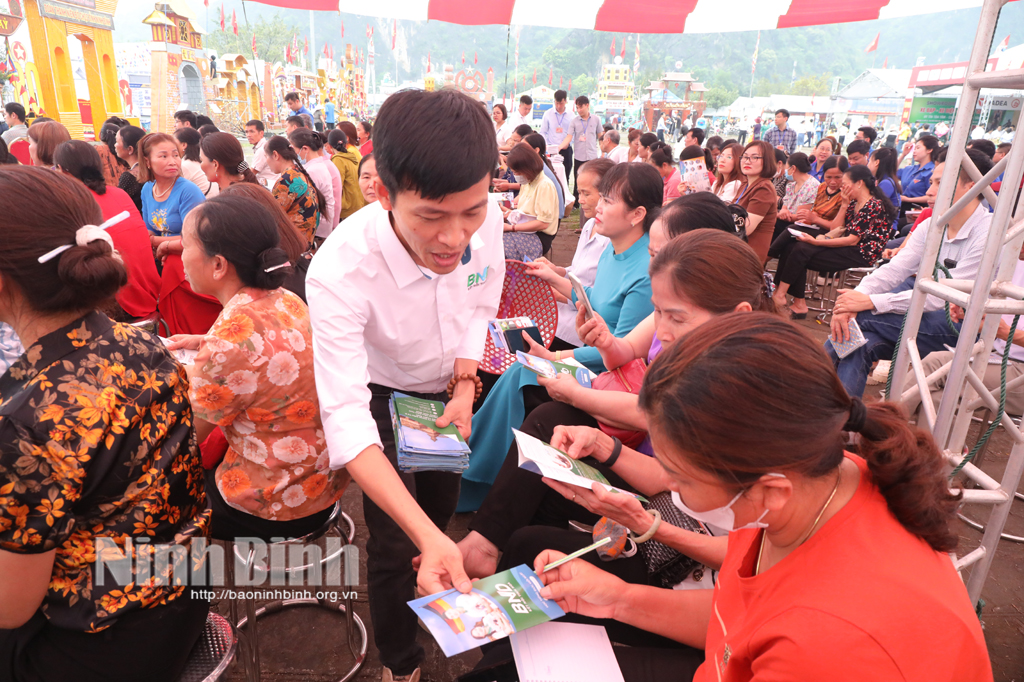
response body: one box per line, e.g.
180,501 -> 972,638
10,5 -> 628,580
446,372 -> 483,401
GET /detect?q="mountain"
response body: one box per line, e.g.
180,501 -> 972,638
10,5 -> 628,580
114,1 -> 1024,100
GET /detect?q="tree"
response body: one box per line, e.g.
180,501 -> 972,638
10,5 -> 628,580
571,73 -> 597,97
790,73 -> 832,96
705,86 -> 737,110
207,12 -> 298,65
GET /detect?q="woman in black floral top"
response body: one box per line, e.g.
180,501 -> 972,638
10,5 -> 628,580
771,165 -> 895,318
0,168 -> 209,682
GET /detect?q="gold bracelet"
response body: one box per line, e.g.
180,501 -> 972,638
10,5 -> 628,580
554,350 -> 561,361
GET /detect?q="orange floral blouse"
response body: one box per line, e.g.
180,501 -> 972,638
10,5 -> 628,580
190,287 -> 348,521
0,312 -> 209,633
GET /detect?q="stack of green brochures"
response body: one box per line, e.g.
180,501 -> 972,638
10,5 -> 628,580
390,392 -> 471,473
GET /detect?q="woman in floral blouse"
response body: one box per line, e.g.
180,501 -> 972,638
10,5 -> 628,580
774,151 -> 820,241
168,193 -> 347,540
265,134 -> 326,249
0,167 -> 210,681
771,164 -> 895,318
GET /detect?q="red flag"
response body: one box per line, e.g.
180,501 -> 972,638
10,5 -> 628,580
219,4 -> 225,31
204,0 -> 208,6
286,43 -> 291,63
427,52 -> 431,72
882,56 -> 888,68
865,32 -> 879,52
474,51 -> 478,65
324,42 -> 329,57
559,76 -> 563,87
568,78 -> 572,92
252,33 -> 258,59
392,20 -> 397,49
548,67 -> 553,85
997,34 -> 1010,52
620,40 -> 626,59
231,10 -> 238,36
610,36 -> 615,57
532,67 -> 536,84
304,36 -> 309,55
341,21 -> 344,38
462,51 -> 465,65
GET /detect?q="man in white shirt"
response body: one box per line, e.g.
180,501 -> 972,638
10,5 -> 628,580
306,89 -> 504,682
540,90 -> 573,168
2,102 -> 27,145
828,149 -> 995,398
526,158 -> 613,345
601,130 -> 628,163
505,94 -> 533,130
244,118 -> 278,188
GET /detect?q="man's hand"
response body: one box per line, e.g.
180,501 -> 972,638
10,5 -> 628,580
830,311 -> 854,344
833,289 -> 874,317
436,394 -> 473,440
416,534 -> 473,597
950,304 -> 965,324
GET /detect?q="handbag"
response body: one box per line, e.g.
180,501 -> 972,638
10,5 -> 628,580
637,491 -> 710,588
591,358 -> 647,449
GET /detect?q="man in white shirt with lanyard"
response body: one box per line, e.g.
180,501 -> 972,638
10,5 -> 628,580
306,89 -> 505,682
828,148 -> 994,399
541,90 -> 573,169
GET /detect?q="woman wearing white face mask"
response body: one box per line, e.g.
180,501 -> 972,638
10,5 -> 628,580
502,142 -> 560,261
507,314 -> 990,682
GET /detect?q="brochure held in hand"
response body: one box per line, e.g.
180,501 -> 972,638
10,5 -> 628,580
389,392 -> 470,473
513,429 -> 646,501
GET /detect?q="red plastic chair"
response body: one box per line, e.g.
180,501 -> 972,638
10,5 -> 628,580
8,138 -> 29,165
480,260 -> 558,375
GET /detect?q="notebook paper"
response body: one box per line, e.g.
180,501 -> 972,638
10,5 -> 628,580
511,622 -> 624,682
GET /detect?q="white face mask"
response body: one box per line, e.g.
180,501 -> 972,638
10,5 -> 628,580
671,473 -> 785,532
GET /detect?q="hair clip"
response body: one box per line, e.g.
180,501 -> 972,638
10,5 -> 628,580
38,211 -> 130,264
236,161 -> 250,174
264,262 -> 290,273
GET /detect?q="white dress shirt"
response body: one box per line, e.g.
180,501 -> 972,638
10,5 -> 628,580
556,218 -> 610,345
306,200 -> 506,468
606,146 -> 629,163
251,137 -> 280,188
506,108 -> 532,131
855,204 -> 992,315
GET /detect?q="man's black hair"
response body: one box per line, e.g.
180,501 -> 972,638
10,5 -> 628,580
688,127 -> 705,146
857,126 -> 878,144
374,88 -> 498,201
174,109 -> 197,127
4,102 -> 25,123
966,138 -> 996,159
520,95 -> 533,106
775,108 -> 790,119
284,92 -> 301,103
286,115 -> 307,128
245,119 -> 265,132
576,95 -> 590,107
553,89 -> 567,102
195,114 -> 214,128
513,123 -> 532,138
846,139 -> 871,158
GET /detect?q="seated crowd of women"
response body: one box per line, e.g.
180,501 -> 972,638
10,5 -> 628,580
0,115 -> 989,682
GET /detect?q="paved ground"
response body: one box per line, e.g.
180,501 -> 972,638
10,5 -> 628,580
213,223 -> 1024,682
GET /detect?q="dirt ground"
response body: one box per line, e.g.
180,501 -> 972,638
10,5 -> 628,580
214,225 -> 1024,682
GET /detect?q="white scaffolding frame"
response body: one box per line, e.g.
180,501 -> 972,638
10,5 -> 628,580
888,0 -> 1024,607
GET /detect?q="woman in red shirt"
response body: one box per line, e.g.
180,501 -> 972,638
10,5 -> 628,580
735,139 -> 779,263
533,314 -> 992,682
53,140 -> 160,320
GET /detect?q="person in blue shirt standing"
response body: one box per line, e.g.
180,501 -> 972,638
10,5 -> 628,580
284,91 -> 313,121
324,98 -> 336,129
897,134 -> 939,221
540,90 -> 574,172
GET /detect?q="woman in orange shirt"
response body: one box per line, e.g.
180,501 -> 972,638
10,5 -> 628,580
531,314 -> 992,682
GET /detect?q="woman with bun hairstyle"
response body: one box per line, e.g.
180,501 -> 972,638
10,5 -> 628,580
0,167 -> 211,681
529,313 -> 990,681
199,131 -> 259,191
289,127 -> 342,236
266,134 -> 325,247
53,140 -> 160,321
167,194 -> 349,539
327,128 -> 365,221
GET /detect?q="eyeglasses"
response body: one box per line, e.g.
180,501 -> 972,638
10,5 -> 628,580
741,155 -> 762,162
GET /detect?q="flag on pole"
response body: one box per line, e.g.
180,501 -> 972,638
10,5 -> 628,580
231,10 -> 238,36
633,35 -> 640,72
997,35 -> 1010,53
204,0 -> 208,6
620,39 -> 626,59
559,76 -> 563,87
474,51 -> 478,65
304,36 -> 309,55
549,67 -> 553,85
865,32 -> 879,52
252,33 -> 258,59
610,36 -> 615,57
462,51 -> 465,65
341,20 -> 344,38
367,24 -> 373,38
568,78 -> 572,93
392,20 -> 397,50
882,56 -> 888,68
514,27 -> 520,70
532,67 -> 536,84
427,51 -> 431,72
323,42 -> 329,57
286,43 -> 291,63
751,31 -> 760,73
219,4 -> 225,31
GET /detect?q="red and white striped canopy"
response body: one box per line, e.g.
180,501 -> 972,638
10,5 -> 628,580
249,0 -> 1003,32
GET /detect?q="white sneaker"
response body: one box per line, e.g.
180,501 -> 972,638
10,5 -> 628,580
383,666 -> 421,682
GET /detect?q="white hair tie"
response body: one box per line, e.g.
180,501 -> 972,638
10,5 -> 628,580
264,261 -> 290,273
38,211 -> 129,264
